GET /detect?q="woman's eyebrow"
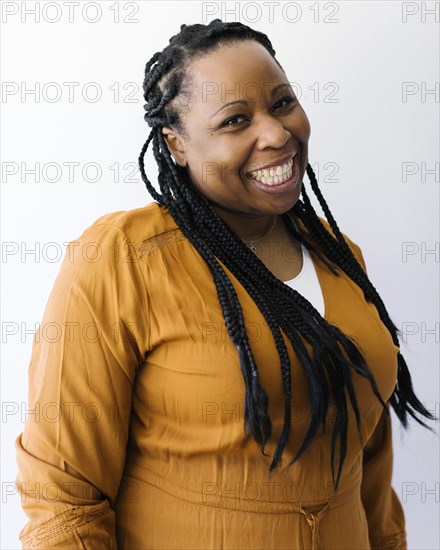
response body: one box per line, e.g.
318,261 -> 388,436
210,99 -> 248,119
209,82 -> 293,119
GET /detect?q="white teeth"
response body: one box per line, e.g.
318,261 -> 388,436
249,157 -> 295,184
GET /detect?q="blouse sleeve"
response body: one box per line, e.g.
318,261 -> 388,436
343,234 -> 407,549
361,404 -> 407,549
15,221 -> 149,549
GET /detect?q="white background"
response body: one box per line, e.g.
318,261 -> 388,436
1,1 -> 439,548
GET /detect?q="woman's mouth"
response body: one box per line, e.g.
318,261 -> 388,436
246,155 -> 299,193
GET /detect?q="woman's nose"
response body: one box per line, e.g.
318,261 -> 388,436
254,116 -> 291,150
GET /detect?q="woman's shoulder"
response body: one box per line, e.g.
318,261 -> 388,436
56,202 -> 180,278
317,215 -> 366,271
294,213 -> 366,271
75,201 -> 177,246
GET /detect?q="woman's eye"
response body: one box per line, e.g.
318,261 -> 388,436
219,98 -> 295,128
274,96 -> 296,110
221,115 -> 248,127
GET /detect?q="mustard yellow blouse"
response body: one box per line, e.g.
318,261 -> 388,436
15,202 -> 407,549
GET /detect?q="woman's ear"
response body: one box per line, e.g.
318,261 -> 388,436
162,127 -> 188,167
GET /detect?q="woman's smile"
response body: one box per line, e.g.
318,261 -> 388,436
245,153 -> 299,194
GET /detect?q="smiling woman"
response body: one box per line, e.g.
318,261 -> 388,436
15,19 -> 435,550
161,40 -> 310,221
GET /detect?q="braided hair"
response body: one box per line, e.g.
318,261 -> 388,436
138,19 -> 436,490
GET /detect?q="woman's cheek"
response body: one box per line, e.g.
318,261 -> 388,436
296,108 -> 311,141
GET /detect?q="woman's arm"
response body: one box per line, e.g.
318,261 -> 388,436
343,234 -> 407,549
15,220 -> 149,548
361,403 -> 407,549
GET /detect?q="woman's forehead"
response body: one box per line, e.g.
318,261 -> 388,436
186,41 -> 286,105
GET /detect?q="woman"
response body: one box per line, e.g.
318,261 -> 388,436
15,19 -> 435,549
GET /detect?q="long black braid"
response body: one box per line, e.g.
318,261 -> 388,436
138,19 -> 436,491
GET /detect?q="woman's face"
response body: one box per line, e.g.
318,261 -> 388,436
163,40 -> 311,220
